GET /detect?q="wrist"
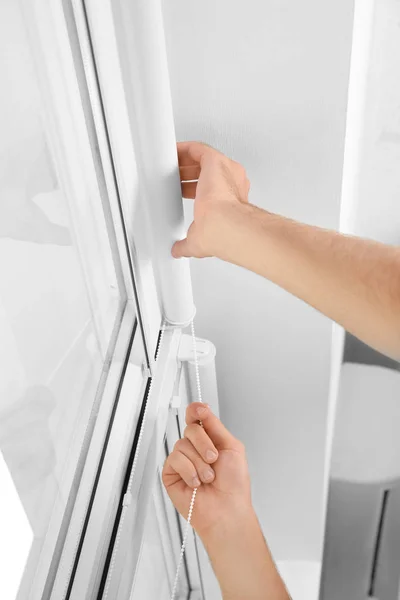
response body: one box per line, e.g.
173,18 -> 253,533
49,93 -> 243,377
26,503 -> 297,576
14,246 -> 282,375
199,505 -> 290,600
212,200 -> 260,263
197,503 -> 257,548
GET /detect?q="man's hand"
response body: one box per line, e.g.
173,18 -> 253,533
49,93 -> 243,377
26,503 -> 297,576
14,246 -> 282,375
162,403 -> 290,599
162,402 -> 252,540
174,140 -> 400,360
172,141 -> 251,261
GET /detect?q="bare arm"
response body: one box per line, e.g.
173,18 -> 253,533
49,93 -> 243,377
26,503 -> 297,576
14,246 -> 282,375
173,141 -> 400,360
201,507 -> 290,600
162,403 -> 290,600
219,202 -> 400,360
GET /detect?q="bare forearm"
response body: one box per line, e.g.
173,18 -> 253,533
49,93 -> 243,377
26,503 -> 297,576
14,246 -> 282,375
200,509 -> 289,600
218,203 -> 400,360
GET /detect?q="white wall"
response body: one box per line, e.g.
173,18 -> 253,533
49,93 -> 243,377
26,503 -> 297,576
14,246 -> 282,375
163,0 -> 355,561
320,2 -> 400,596
340,0 -> 400,244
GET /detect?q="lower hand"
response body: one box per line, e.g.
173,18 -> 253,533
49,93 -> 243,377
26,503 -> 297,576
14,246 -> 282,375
162,402 -> 253,540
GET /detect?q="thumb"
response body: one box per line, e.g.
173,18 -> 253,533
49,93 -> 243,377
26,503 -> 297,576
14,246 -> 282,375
172,238 -> 190,259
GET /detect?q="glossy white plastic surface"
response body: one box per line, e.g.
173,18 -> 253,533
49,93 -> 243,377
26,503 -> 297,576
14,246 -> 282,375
93,0 -> 196,327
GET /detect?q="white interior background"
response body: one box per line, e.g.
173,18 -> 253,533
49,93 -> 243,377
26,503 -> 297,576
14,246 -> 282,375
162,0 -> 355,565
2,0 -> 400,597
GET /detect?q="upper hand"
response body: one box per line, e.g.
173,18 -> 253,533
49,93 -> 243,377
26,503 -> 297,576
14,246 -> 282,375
172,141 -> 251,261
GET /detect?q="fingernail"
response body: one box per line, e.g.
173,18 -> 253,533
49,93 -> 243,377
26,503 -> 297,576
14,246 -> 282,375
196,405 -> 208,417
192,476 -> 201,487
206,450 -> 218,461
203,469 -> 215,482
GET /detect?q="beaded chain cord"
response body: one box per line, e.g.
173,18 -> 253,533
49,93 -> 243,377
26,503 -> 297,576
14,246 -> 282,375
170,319 -> 203,600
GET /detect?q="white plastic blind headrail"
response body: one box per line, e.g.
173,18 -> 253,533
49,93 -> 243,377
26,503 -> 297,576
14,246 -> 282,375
99,0 -> 196,328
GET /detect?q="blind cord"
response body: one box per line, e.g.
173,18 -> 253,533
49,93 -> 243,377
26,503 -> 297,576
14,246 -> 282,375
170,319 -> 203,600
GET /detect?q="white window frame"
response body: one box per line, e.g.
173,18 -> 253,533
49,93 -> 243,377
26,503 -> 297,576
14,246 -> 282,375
64,0 -> 162,364
14,1 -> 149,598
87,327 -> 184,600
71,328 -> 208,600
50,320 -> 149,600
13,0 -> 217,598
70,0 -> 164,363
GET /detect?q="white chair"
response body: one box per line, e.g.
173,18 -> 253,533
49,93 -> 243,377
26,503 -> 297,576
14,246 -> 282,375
330,363 -> 400,486
322,363 -> 400,600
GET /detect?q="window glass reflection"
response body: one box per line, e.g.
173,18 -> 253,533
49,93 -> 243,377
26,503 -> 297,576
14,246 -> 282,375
0,1 -> 129,597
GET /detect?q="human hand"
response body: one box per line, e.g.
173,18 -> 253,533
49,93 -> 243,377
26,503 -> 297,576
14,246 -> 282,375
172,141 -> 251,261
162,402 -> 253,541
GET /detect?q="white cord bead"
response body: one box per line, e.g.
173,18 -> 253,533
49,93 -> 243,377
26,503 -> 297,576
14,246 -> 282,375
170,320 -> 203,600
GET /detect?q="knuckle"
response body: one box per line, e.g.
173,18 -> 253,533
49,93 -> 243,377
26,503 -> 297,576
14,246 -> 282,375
235,439 -> 246,454
186,404 -> 197,424
174,438 -> 187,453
232,160 -> 246,176
167,449 -> 178,465
214,155 -> 226,170
204,141 -> 216,152
183,423 -> 199,439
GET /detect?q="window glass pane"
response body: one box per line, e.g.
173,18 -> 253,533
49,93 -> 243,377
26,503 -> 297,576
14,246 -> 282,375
130,492 -> 190,600
130,495 -> 171,599
0,2 -> 133,597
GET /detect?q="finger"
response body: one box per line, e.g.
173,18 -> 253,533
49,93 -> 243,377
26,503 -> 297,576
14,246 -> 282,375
184,423 -> 219,464
164,449 -> 201,489
181,181 -> 197,199
180,165 -> 200,181
172,238 -> 190,259
175,438 -> 215,484
186,403 -> 240,451
177,141 -> 217,167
